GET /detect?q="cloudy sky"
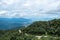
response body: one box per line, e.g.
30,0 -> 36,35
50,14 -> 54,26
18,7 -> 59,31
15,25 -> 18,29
0,0 -> 60,21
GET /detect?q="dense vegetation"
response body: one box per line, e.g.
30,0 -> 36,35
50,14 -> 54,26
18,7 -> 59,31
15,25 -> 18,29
23,19 -> 60,36
0,19 -> 60,40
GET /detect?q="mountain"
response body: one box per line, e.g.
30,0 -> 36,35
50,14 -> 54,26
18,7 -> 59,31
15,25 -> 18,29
23,19 -> 60,35
0,19 -> 60,40
0,18 -> 31,30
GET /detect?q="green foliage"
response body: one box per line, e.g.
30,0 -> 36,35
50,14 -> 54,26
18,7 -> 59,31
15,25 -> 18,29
23,19 -> 60,36
23,21 -> 47,35
0,19 -> 60,40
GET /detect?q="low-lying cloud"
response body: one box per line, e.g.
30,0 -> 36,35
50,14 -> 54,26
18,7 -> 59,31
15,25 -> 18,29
0,0 -> 60,20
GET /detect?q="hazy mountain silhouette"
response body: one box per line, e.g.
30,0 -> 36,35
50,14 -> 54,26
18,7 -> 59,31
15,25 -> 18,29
0,18 -> 31,30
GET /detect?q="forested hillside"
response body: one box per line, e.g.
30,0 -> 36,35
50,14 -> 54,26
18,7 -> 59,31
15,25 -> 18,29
0,19 -> 60,40
23,19 -> 60,36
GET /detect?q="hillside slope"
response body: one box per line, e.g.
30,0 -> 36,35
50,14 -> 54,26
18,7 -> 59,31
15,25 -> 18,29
23,19 -> 60,36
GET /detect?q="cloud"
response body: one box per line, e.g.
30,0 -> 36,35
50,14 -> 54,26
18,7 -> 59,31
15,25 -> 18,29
0,11 -> 7,15
0,0 -> 19,5
0,0 -> 60,20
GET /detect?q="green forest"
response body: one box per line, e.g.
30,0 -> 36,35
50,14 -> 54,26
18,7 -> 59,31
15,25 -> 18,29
0,19 -> 60,40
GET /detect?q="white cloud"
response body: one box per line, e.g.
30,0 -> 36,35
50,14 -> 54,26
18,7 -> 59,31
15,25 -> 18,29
23,3 -> 31,7
0,2 -> 2,5
0,0 -> 19,5
22,0 -> 33,8
0,11 -> 7,15
0,0 -> 60,20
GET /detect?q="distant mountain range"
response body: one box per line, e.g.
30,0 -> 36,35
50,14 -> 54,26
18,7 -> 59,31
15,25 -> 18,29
0,18 -> 31,30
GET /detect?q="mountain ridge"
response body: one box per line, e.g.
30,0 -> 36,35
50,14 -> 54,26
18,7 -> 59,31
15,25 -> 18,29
0,18 -> 31,30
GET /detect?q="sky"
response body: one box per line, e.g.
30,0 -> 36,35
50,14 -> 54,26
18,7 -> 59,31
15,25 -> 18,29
0,0 -> 60,21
